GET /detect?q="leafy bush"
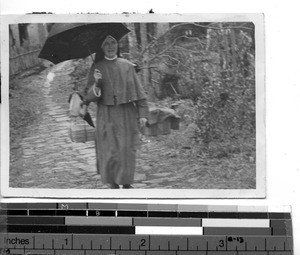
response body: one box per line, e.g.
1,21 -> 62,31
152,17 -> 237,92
193,76 -> 255,143
145,23 -> 256,156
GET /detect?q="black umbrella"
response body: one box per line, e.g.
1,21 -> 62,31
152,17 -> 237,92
39,23 -> 130,127
38,23 -> 130,64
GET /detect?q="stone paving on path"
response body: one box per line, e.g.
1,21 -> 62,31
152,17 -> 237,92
10,62 -> 104,189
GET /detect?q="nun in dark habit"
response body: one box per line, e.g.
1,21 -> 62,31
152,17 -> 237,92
82,35 -> 149,189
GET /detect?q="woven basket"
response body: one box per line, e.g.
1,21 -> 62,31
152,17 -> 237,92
69,117 -> 95,143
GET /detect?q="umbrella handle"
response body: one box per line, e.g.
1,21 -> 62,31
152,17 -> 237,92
86,45 -> 96,64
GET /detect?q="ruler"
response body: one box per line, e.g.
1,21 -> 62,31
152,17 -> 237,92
0,203 -> 294,255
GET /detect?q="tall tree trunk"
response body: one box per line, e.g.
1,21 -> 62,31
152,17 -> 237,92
206,28 -> 215,51
140,23 -> 154,100
127,23 -> 139,61
223,30 -> 230,71
230,28 -> 238,85
218,24 -> 228,70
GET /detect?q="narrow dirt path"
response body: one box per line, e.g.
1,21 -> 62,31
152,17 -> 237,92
10,62 -> 103,189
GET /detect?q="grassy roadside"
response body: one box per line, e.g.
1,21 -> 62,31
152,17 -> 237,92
9,68 -> 47,147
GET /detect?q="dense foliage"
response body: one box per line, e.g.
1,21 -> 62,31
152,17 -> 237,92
130,22 -> 256,154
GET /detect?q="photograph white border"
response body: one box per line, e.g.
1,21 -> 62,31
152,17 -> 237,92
0,13 -> 265,198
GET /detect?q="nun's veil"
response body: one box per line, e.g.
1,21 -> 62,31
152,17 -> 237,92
94,35 -> 121,63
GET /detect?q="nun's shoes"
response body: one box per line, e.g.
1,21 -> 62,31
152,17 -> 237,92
123,185 -> 133,189
109,183 -> 120,189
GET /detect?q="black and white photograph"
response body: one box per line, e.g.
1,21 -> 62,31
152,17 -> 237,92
0,14 -> 265,198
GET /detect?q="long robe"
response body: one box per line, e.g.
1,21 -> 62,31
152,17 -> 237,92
86,58 -> 148,185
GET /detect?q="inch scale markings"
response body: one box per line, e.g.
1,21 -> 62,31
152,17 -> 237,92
0,203 -> 294,254
1,234 -> 293,254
